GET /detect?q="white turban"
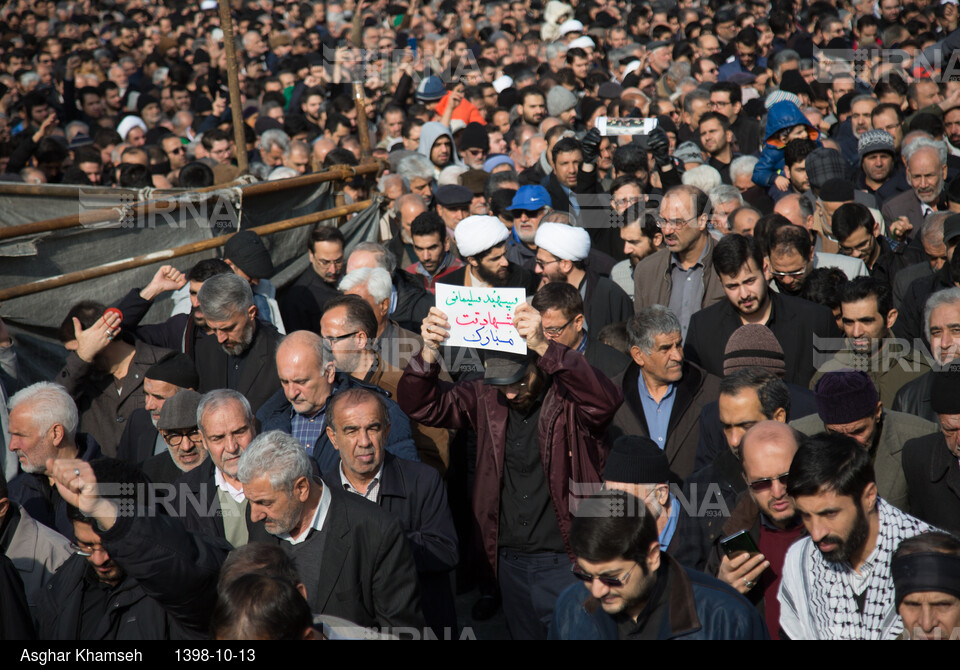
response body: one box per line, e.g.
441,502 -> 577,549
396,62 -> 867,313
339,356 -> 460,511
567,36 -> 596,50
535,222 -> 591,261
116,115 -> 147,140
455,216 -> 511,258
492,75 -> 514,93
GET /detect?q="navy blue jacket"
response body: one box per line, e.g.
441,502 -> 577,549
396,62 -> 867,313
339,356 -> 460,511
257,373 -> 419,473
8,435 -> 100,541
549,554 -> 769,640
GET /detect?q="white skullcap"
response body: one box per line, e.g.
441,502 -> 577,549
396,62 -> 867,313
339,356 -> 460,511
622,60 -> 642,78
493,75 -> 514,93
558,19 -> 584,36
568,36 -> 596,50
454,216 -> 511,258
535,221 -> 591,261
116,115 -> 147,140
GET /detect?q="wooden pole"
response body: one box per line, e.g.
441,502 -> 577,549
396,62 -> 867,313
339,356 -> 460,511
218,0 -> 249,173
353,82 -> 372,160
0,163 -> 381,242
0,200 -> 372,302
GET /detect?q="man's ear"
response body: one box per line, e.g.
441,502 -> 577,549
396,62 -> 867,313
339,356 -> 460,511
247,304 -> 258,321
646,540 -> 661,574
885,308 -> 899,330
50,423 -> 65,449
293,475 -> 311,502
325,426 -> 339,451
861,480 -> 878,514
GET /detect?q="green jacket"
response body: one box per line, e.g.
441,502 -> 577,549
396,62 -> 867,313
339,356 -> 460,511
810,342 -> 931,408
790,410 -> 938,513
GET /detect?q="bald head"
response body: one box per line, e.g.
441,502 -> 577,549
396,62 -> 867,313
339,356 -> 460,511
739,421 -> 800,525
774,193 -> 808,229
312,138 -> 336,166
397,193 -> 427,241
277,330 -> 324,364
275,331 -> 335,416
740,421 -> 799,467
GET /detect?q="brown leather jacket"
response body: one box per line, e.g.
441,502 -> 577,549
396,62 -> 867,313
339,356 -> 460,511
397,341 -> 622,573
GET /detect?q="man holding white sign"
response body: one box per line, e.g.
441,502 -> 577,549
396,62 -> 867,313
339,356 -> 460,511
398,301 -> 622,640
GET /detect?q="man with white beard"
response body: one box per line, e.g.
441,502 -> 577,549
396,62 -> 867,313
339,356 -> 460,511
117,352 -> 198,466
505,185 -> 552,269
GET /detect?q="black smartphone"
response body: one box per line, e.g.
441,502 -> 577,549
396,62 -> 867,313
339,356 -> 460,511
720,530 -> 760,559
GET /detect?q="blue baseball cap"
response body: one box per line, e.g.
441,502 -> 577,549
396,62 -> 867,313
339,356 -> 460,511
507,185 -> 552,211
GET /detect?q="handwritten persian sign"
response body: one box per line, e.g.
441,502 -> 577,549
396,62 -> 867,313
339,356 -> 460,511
435,284 -> 527,355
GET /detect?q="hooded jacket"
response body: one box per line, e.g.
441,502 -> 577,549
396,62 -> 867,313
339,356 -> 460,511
752,101 -> 821,188
418,122 -> 462,176
541,1 -> 575,41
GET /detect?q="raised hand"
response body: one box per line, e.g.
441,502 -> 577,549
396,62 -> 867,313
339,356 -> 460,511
72,309 -> 121,363
46,458 -> 118,531
140,265 -> 187,301
513,302 -> 547,355
420,306 -> 451,364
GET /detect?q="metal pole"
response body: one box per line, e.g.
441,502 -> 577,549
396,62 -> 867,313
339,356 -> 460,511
218,0 -> 249,173
0,200 -> 373,302
0,164 -> 382,242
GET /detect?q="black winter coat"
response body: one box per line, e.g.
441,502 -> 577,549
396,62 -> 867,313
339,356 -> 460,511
903,431 -> 960,533
36,513 -> 229,640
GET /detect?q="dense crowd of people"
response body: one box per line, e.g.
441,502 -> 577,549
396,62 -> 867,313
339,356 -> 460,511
3,0 -> 960,643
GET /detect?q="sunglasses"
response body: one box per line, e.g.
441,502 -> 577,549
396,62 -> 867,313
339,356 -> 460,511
747,472 -> 790,493
571,563 -> 637,587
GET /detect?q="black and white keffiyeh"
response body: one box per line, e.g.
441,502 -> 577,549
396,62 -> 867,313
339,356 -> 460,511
807,499 -> 931,640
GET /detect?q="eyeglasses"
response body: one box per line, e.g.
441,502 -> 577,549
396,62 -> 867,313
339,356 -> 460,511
162,429 -> 202,446
571,562 -> 637,587
314,257 -> 344,268
612,195 -> 640,209
655,214 -> 698,230
535,257 -> 560,268
543,316 -> 576,337
323,331 -> 359,345
70,541 -> 107,557
710,100 -> 732,109
515,208 -> 544,219
747,472 -> 790,493
770,267 -> 807,278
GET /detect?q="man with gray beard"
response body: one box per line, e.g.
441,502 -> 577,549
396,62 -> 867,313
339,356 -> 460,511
194,273 -> 282,414
240,430 -> 423,628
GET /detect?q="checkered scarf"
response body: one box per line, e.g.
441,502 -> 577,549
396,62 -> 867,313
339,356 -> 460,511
808,499 -> 930,640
